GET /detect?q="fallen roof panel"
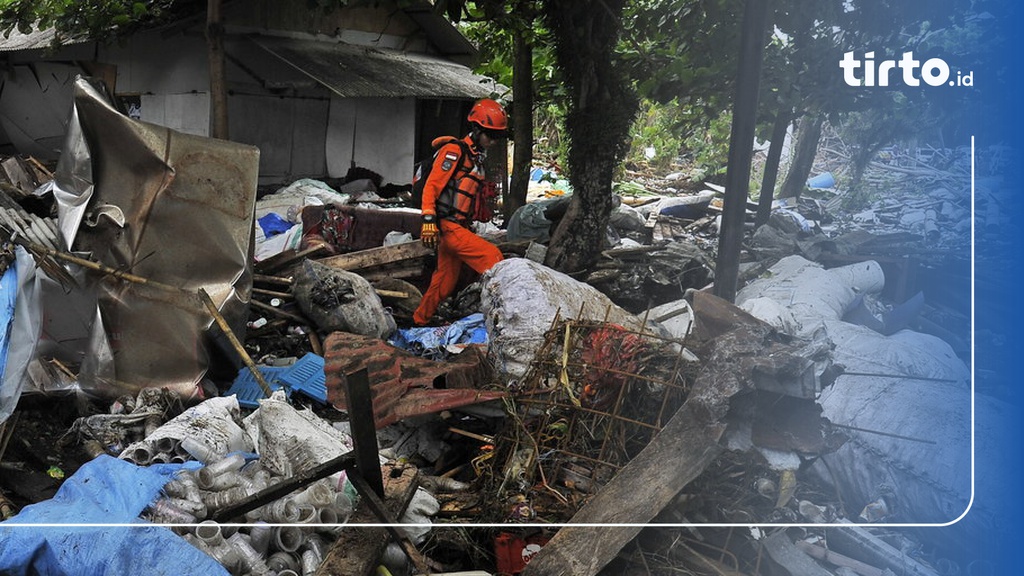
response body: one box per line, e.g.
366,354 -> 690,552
247,35 -> 498,99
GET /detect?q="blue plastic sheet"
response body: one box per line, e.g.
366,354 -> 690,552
0,455 -> 228,576
257,212 -> 293,237
0,262 -> 18,388
389,313 -> 488,359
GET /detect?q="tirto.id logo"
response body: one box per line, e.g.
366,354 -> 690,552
840,51 -> 974,87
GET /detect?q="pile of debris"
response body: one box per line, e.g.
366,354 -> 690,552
0,77 -> 997,576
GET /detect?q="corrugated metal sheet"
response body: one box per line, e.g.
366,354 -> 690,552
0,28 -> 87,52
248,35 -> 498,99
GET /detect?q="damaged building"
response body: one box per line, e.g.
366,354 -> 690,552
0,2 -> 1004,576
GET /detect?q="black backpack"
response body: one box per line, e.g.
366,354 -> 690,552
410,137 -> 471,208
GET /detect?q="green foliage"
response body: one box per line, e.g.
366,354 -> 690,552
0,0 -> 197,44
627,102 -> 686,171
685,109 -> 732,179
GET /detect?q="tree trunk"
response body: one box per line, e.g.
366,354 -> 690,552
207,0 -> 229,139
542,0 -> 637,274
755,110 -> 791,226
778,114 -> 823,199
506,24 -> 533,222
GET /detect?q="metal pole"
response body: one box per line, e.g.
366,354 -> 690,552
345,368 -> 385,498
714,0 -> 771,302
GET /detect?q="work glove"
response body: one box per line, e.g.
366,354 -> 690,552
420,216 -> 439,249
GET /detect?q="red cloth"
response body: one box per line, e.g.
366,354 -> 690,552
413,220 -> 502,325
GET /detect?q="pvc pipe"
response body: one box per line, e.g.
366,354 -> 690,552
146,498 -> 196,524
203,543 -> 242,574
197,454 -> 247,489
267,551 -> 300,573
273,526 -> 304,553
227,532 -> 272,575
304,534 -> 327,559
131,444 -> 154,466
248,521 -> 273,556
150,453 -> 171,464
290,481 -> 334,508
165,473 -> 202,502
198,469 -> 250,491
262,499 -> 300,523
316,507 -> 344,535
294,503 -> 318,526
195,521 -> 226,548
83,440 -> 106,459
301,548 -> 322,576
154,437 -> 178,454
278,571 -> 300,576
144,413 -> 161,437
202,486 -> 252,511
165,496 -> 207,519
330,493 -> 353,522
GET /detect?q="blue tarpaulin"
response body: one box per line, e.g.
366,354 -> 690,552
389,313 -> 488,360
0,455 -> 227,576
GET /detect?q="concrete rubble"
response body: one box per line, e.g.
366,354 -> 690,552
0,85 -> 991,576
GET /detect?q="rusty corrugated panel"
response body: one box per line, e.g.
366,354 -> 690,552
247,35 -> 498,99
324,331 -> 504,429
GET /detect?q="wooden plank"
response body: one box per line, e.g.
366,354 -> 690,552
763,531 -> 835,576
523,322 -> 776,576
826,521 -> 941,576
255,244 -> 328,275
521,401 -> 724,575
317,241 -> 433,271
316,464 -> 420,576
795,540 -> 885,576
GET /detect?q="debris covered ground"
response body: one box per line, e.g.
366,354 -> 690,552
0,93 -> 999,576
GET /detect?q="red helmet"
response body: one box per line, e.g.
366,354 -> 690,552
467,99 -> 508,132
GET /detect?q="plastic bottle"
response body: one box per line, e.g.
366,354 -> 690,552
227,532 -> 272,575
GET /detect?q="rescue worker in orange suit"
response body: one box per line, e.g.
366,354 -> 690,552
413,99 -> 507,326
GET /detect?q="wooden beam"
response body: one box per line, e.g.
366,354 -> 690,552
210,451 -> 355,522
763,531 -> 835,576
317,241 -> 433,272
524,319 -> 777,576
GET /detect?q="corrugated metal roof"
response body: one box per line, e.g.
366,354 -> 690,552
0,27 -> 88,52
248,35 -> 498,100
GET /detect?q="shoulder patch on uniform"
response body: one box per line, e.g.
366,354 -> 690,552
441,159 -> 454,171
444,152 -> 459,161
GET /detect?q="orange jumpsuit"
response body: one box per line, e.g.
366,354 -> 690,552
413,135 -> 503,326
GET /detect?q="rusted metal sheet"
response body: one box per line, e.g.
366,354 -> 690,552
323,331 -> 504,429
47,76 -> 259,398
